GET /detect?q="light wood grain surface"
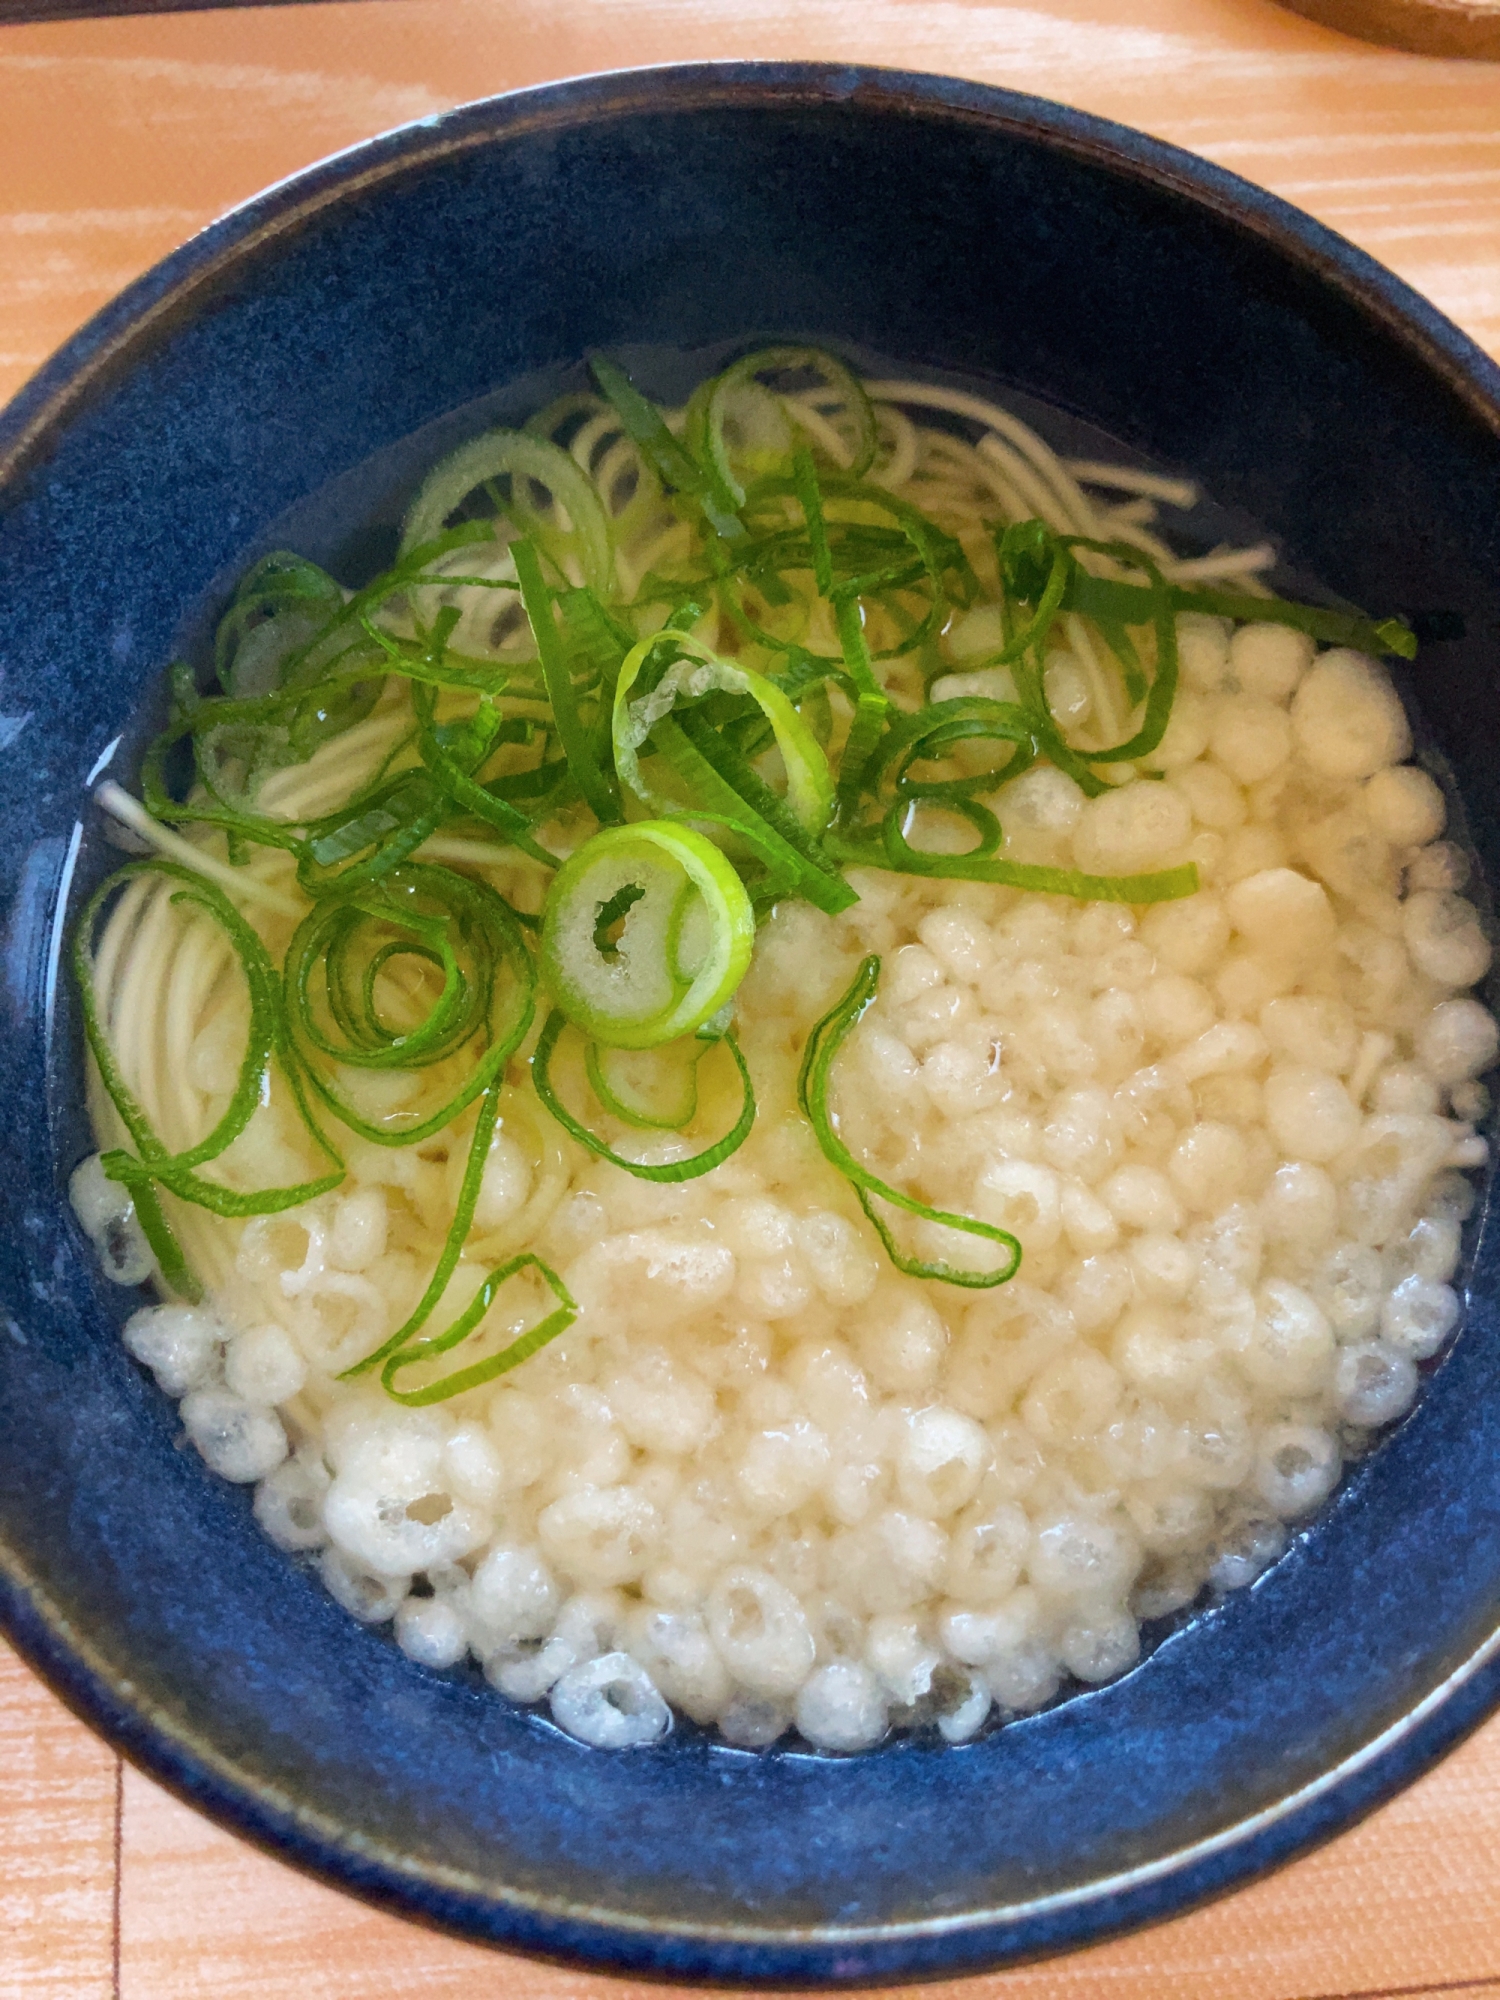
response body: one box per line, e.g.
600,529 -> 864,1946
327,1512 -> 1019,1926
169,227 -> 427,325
4,1 -> 1500,1995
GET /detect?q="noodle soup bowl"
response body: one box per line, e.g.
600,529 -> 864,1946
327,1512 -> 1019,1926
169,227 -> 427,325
3,62 -> 1500,1984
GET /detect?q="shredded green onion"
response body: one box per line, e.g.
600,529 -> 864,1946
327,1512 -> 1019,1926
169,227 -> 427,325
533,1011 -> 756,1181
1000,518 -> 1417,662
590,355 -> 746,543
399,428 -> 613,597
284,863 -> 536,1144
797,956 -> 1022,1287
381,1254 -> 578,1406
514,536 -> 621,827
585,1035 -> 708,1130
696,349 -> 878,504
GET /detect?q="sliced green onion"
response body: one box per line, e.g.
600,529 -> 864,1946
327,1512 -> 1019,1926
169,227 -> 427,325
797,956 -> 1021,1288
533,1011 -> 756,1180
213,551 -> 348,699
399,429 -> 613,596
697,349 -> 878,502
793,446 -> 835,596
666,709 -> 856,913
829,831 -> 1199,903
1072,557 -> 1179,768
381,1253 -> 577,1406
988,524 -> 1073,667
285,863 -> 536,1144
999,518 -> 1418,662
691,374 -> 793,506
833,595 -> 891,823
512,537 -> 621,826
295,767 -> 452,897
998,522 -> 1181,769
883,797 -> 1002,866
557,585 -> 634,694
584,1036 -> 707,1129
866,696 -> 1037,805
589,356 -> 746,543
412,683 -> 558,866
526,391 -> 667,546
608,628 -> 854,913
726,469 -> 967,667
635,714 -> 849,912
107,1172 -> 200,1302
613,629 -> 835,836
342,1071 -> 505,1378
539,821 -> 754,1048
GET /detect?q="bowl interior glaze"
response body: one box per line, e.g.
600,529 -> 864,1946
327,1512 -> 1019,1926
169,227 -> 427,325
2,64 -> 1499,1985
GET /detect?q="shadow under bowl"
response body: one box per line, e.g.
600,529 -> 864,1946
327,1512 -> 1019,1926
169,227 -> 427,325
1,61 -> 1499,1986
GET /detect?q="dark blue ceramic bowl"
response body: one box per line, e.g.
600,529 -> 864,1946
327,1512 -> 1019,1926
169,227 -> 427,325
3,62 -> 1499,1985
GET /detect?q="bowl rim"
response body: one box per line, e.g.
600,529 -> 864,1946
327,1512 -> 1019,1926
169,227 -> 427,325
4,57 -> 1500,1987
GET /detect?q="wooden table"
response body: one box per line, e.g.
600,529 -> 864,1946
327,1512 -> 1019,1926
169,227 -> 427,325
4,2 -> 1500,1994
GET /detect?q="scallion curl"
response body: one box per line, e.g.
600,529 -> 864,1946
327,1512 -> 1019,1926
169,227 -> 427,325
380,1253 -> 578,1405
796,956 -> 1022,1288
532,1010 -> 756,1182
284,862 -> 536,1145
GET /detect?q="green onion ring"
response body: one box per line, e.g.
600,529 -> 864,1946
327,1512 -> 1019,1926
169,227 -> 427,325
399,428 -> 613,597
697,348 -> 878,503
539,820 -> 754,1049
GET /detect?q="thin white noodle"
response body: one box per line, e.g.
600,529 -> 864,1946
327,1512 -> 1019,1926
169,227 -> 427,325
975,433 -> 1082,536
161,914 -> 225,1143
783,395 -> 855,470
869,379 -> 1102,537
1103,497 -> 1158,528
90,873 -> 154,1040
871,403 -> 920,490
178,1207 -> 236,1293
902,429 -> 1037,539
415,834 -> 553,872
113,882 -> 180,1147
86,846 -> 254,1297
1105,519 -> 1180,566
909,434 -> 1021,525
95,783 -> 303,919
946,452 -> 1029,525
1167,544 -> 1277,582
254,706 -> 411,820
1065,460 -> 1199,509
